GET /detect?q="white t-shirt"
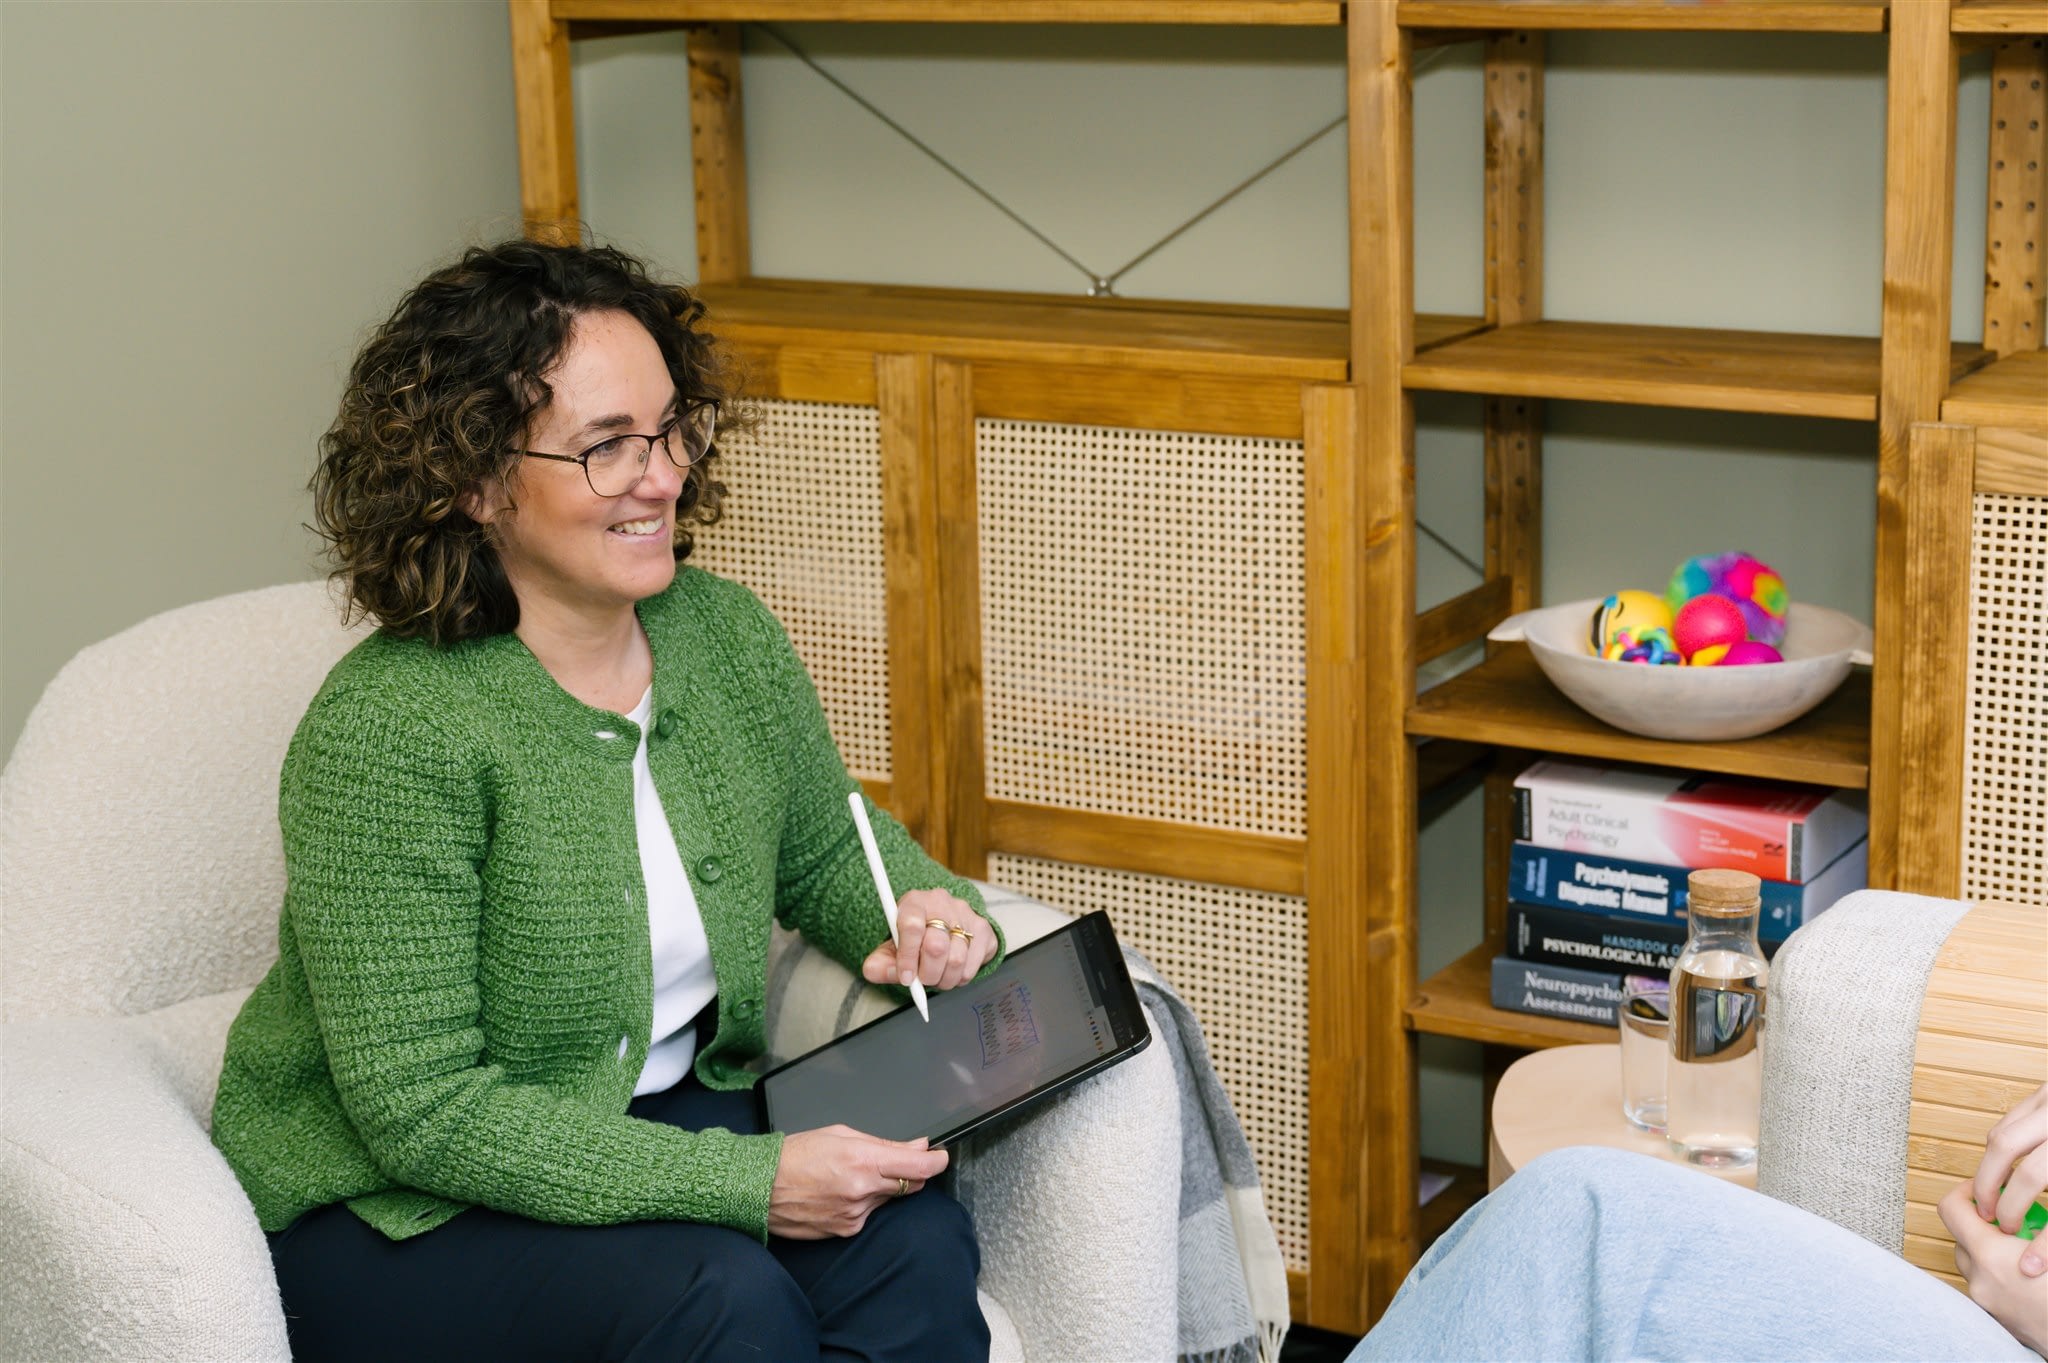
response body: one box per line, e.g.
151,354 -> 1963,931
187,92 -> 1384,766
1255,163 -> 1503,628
627,686 -> 717,1095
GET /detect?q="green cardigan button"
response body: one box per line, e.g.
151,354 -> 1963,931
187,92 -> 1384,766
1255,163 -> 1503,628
697,855 -> 723,884
655,710 -> 678,740
733,997 -> 758,1019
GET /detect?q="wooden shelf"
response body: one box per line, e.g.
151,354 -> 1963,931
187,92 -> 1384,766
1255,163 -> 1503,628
554,1 -> 1341,24
702,279 -> 1486,381
1953,1 -> 2048,34
1408,940 -> 1616,1048
1943,348 -> 2048,428
1403,320 -> 1991,420
1399,0 -> 1889,33
1406,644 -> 1872,788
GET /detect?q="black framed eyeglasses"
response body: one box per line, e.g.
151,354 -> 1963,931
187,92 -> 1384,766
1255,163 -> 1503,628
520,399 -> 719,498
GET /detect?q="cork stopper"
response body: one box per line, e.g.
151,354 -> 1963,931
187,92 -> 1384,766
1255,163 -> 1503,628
1688,868 -> 1762,916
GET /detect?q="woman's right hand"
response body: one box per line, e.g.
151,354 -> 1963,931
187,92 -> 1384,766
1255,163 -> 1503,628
1972,1082 -> 2048,1259
767,1125 -> 949,1240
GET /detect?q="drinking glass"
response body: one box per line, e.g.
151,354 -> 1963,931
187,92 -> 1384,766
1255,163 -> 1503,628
1618,975 -> 1670,1134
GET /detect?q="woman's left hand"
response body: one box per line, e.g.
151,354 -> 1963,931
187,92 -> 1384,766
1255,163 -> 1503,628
1939,1178 -> 2048,1355
862,889 -> 995,993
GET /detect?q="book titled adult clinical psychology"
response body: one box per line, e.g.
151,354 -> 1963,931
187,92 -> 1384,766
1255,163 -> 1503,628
1506,838 -> 1868,942
1488,955 -> 1626,1029
1511,759 -> 1869,884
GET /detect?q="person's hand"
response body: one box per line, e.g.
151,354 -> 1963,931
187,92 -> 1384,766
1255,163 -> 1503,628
861,888 -> 995,993
1973,1083 -> 2048,1243
1940,1178 -> 2048,1355
768,1125 -> 948,1240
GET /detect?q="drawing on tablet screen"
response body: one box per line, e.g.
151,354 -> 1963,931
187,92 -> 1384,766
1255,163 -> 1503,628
973,981 -> 1041,1068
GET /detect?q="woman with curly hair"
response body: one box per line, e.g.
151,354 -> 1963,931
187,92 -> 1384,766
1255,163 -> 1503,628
211,238 -> 1000,1362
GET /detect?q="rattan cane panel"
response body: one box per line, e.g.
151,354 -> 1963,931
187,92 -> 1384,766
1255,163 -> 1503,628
986,851 -> 1311,1274
692,400 -> 891,782
1963,492 -> 2048,904
977,420 -> 1308,838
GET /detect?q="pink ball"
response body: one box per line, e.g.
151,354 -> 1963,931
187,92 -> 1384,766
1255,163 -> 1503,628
1673,594 -> 1748,660
1713,640 -> 1784,666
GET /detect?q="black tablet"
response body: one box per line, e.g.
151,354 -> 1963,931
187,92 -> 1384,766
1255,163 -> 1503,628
758,911 -> 1151,1147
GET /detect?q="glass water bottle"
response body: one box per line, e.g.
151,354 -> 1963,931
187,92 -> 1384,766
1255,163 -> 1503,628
1667,868 -> 1768,1168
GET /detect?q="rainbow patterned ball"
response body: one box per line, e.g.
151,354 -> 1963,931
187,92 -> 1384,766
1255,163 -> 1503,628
1666,552 -> 1789,647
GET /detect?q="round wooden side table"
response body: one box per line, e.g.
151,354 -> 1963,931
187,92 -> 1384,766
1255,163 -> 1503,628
1488,1043 -> 1759,1191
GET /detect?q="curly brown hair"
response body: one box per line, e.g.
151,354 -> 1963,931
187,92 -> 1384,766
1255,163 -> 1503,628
312,239 -> 731,644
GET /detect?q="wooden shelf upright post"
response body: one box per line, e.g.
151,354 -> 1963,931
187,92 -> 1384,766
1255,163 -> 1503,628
1343,0 -> 1418,1332
687,23 -> 752,284
1983,36 -> 2048,361
1871,0 -> 1960,890
509,0 -> 579,242
1477,27 -> 1545,937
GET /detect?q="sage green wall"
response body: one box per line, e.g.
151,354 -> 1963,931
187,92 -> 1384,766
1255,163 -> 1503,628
0,0 -> 520,756
2,14 -> 1994,1167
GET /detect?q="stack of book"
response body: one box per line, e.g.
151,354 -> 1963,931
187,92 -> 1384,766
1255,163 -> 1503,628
1489,759 -> 1870,1029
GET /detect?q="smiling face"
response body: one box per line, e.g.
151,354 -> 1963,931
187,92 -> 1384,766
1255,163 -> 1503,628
468,309 -> 685,629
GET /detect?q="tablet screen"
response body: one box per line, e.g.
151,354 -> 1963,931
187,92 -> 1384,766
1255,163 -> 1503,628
760,914 -> 1145,1145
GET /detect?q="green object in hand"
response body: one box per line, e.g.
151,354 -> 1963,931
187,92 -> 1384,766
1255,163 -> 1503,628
1984,1186 -> 2048,1240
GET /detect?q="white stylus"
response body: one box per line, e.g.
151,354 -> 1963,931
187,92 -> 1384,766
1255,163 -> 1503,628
848,791 -> 929,1022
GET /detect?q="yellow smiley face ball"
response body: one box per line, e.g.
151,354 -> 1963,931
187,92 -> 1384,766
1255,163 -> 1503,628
1589,591 -> 1674,658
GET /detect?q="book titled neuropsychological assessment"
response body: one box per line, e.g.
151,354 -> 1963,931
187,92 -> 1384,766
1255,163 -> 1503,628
1488,955 -> 1626,1029
1512,759 -> 1869,883
1506,838 -> 1868,942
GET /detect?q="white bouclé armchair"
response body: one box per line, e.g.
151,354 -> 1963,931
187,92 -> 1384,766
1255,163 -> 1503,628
0,581 -> 1184,1363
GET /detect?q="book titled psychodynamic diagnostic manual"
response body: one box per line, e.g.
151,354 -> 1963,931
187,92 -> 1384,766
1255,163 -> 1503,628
1507,839 -> 1869,942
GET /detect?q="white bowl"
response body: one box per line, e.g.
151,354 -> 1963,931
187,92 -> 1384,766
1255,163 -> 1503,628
1487,599 -> 1874,742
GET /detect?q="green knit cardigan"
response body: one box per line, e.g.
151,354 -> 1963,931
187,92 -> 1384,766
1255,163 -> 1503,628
211,568 -> 995,1244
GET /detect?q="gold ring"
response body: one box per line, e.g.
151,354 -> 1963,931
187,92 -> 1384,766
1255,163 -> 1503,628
925,917 -> 950,931
948,924 -> 972,940
897,1177 -> 909,1196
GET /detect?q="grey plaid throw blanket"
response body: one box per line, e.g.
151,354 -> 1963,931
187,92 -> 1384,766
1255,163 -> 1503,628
959,882 -> 1290,1363
1113,944 -> 1292,1363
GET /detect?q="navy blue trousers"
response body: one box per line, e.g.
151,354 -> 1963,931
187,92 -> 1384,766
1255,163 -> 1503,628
266,1075 -> 989,1363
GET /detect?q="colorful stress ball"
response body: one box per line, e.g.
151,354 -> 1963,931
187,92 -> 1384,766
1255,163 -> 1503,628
1713,640 -> 1785,666
1666,552 -> 1790,647
1689,639 -> 1784,666
1589,591 -> 1675,660
1672,593 -> 1748,662
1613,627 -> 1684,666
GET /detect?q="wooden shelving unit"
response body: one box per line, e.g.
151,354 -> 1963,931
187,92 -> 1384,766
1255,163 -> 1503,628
510,0 -> 2047,1337
1354,0 -> 2048,1330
